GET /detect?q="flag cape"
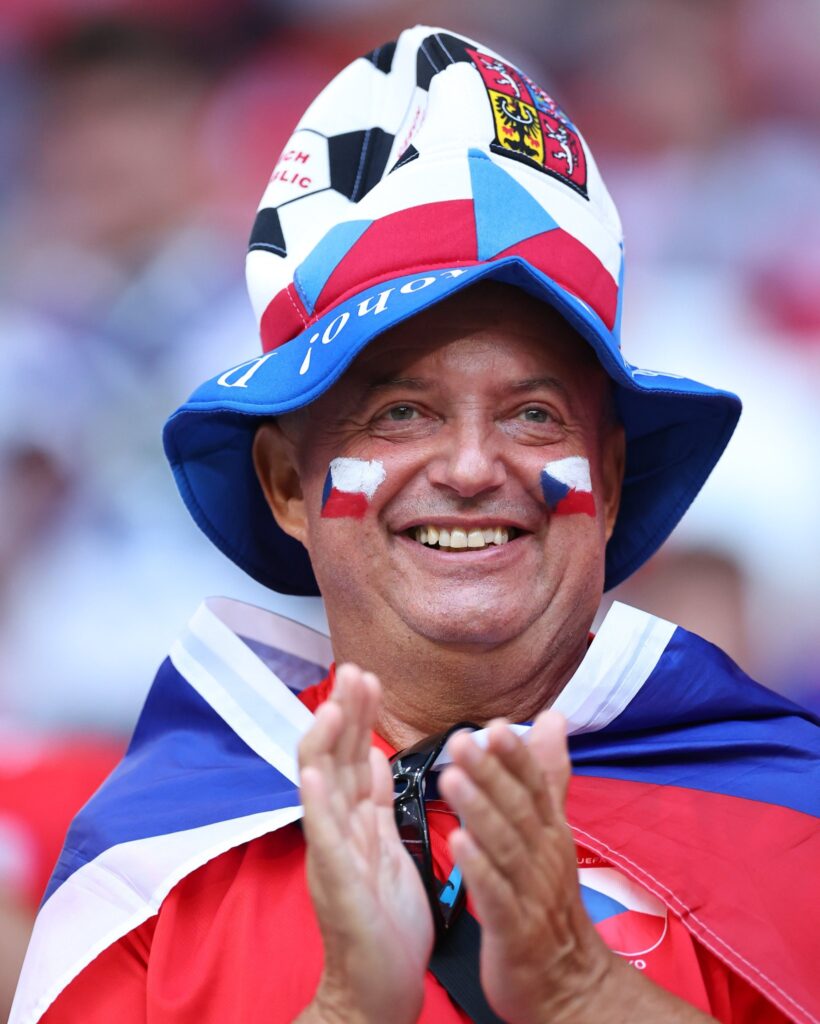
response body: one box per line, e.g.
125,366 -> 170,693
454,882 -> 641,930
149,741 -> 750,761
11,598 -> 820,1024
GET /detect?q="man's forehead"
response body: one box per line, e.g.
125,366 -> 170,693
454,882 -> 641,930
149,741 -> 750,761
347,282 -> 597,383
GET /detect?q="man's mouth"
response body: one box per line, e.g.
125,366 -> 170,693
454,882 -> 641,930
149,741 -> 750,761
406,524 -> 522,551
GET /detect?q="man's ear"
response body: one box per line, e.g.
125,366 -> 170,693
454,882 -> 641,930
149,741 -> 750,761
252,421 -> 308,546
600,421 -> 626,543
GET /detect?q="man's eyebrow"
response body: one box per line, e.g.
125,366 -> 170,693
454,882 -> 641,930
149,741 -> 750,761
365,376 -> 430,394
509,376 -> 569,396
361,375 -> 571,398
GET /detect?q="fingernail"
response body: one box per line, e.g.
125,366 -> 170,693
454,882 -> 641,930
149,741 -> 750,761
456,735 -> 481,765
491,723 -> 515,749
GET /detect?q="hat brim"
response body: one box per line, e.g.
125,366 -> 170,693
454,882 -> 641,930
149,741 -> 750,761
163,258 -> 740,594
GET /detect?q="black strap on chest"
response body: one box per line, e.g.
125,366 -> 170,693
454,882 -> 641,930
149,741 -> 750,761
389,727 -> 506,1022
428,908 -> 506,1024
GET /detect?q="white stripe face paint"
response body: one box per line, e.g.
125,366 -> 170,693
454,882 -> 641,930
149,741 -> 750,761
321,458 -> 387,519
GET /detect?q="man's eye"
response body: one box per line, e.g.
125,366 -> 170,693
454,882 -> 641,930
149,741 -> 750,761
520,408 -> 550,423
386,405 -> 417,421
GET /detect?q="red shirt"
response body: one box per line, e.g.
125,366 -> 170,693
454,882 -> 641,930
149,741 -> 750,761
0,729 -> 122,909
42,678 -> 786,1023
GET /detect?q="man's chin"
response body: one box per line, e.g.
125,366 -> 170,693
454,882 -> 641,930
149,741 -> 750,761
392,591 -> 547,651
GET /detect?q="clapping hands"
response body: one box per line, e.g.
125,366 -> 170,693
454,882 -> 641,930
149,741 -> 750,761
295,664 -> 704,1024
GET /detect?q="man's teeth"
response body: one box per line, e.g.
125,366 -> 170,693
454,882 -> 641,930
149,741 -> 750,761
413,525 -> 513,549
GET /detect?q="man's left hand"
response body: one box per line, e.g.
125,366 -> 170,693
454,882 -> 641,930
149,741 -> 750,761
438,716 -> 714,1024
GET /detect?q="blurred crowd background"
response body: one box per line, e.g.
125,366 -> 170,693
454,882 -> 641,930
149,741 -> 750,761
0,0 -> 818,1008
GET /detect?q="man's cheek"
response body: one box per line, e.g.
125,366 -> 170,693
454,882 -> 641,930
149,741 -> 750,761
320,457 -> 387,519
540,456 -> 596,517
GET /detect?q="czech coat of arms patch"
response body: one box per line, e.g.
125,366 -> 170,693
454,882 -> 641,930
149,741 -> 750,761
466,47 -> 588,198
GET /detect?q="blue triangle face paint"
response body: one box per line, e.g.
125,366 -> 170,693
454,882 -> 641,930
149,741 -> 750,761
540,457 -> 596,517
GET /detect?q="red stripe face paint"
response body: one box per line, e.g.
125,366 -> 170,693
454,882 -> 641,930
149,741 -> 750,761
321,457 -> 387,519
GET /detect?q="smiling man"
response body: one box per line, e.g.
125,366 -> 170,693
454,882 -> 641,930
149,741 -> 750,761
252,286 -> 625,748
11,25 -> 819,1024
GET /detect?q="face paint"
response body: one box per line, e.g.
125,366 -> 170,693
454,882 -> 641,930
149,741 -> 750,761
540,456 -> 596,517
321,457 -> 387,519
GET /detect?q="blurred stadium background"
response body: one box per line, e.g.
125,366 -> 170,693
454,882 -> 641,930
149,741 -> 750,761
0,0 -> 818,1009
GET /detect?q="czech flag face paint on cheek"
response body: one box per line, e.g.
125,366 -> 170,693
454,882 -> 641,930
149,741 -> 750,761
540,456 -> 596,517
321,457 -> 387,519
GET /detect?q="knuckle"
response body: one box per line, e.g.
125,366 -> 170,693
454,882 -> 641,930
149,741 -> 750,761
508,800 -> 536,834
493,832 -> 523,873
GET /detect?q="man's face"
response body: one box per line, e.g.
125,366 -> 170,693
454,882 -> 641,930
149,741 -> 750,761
255,283 -> 624,654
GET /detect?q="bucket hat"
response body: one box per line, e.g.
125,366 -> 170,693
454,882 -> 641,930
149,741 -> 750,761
163,25 -> 740,595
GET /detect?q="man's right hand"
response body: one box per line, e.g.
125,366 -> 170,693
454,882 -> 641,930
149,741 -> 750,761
294,664 -> 434,1024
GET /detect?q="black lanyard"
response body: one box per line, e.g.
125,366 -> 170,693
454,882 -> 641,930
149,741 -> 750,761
391,728 -> 507,1024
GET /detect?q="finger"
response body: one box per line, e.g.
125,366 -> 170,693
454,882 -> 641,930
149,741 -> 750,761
299,702 -> 361,835
527,710 -> 571,814
331,663 -> 367,766
332,667 -> 381,770
326,665 -> 374,808
484,722 -> 556,826
448,826 -> 517,934
357,671 -> 382,765
345,746 -> 391,854
298,698 -> 345,771
445,729 -> 545,846
371,747 -> 406,849
301,765 -> 382,925
299,764 -> 347,865
370,746 -> 394,810
349,669 -> 383,802
438,763 -> 537,894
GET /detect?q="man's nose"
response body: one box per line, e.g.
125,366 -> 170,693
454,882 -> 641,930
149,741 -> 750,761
425,419 -> 507,498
